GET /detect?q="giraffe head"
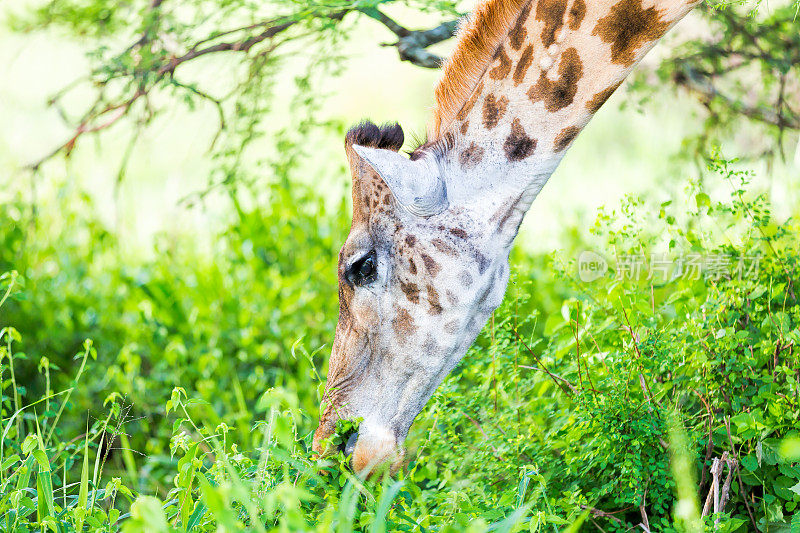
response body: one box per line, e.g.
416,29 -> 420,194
312,0 -> 700,475
311,121 -> 524,474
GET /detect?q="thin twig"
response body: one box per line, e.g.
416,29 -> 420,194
462,411 -> 503,461
620,304 -> 659,406
515,330 -> 578,395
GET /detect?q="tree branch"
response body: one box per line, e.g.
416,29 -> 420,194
673,65 -> 800,131
361,8 -> 459,69
26,12 -> 337,169
27,1 -> 799,175
27,90 -> 144,171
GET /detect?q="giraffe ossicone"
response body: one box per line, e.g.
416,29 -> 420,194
351,144 -> 449,217
313,0 -> 702,475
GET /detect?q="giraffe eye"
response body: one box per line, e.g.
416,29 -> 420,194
346,251 -> 378,286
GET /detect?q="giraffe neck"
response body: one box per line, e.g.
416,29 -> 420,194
434,0 -> 700,217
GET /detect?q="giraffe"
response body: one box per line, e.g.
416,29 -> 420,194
312,0 -> 702,474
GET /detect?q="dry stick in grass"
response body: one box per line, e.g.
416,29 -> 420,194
619,304 -> 670,448
701,452 -> 737,526
723,417 -> 758,530
639,481 -> 651,533
580,503 -> 639,531
701,456 -> 721,517
584,327 -> 611,374
717,455 -> 737,526
513,331 -> 577,395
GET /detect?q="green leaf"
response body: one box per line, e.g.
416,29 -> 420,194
749,285 -> 767,299
1,454 -> 21,469
15,455 -> 35,492
76,432 -> 90,532
31,449 -> 50,471
741,455 -> 759,472
121,496 -> 170,533
36,468 -> 56,523
186,502 -> 207,531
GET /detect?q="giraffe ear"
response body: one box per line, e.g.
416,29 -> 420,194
352,145 -> 448,217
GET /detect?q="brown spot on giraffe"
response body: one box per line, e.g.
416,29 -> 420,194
400,281 -> 420,304
409,258 -> 417,275
509,1 -> 533,51
489,195 -> 516,224
586,80 -> 623,113
446,290 -> 459,306
421,334 -> 439,355
528,47 -> 584,112
513,44 -> 534,86
489,48 -> 512,80
482,93 -> 508,130
432,238 -> 457,257
405,234 -> 416,247
449,227 -> 468,240
420,253 -> 441,277
493,191 -> 525,235
460,120 -> 470,135
503,118 -> 537,162
456,81 -> 484,121
474,250 -> 490,274
383,194 -> 391,205
592,0 -> 671,67
392,308 -> 416,339
536,0 -> 568,48
426,284 -> 443,315
568,0 -> 586,29
554,125 -> 580,151
459,142 -> 485,170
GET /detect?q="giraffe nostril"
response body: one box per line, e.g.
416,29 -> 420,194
343,432 -> 358,457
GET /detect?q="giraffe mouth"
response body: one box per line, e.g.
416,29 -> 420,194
339,430 -> 359,457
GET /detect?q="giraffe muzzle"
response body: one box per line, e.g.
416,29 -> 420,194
341,431 -> 358,457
